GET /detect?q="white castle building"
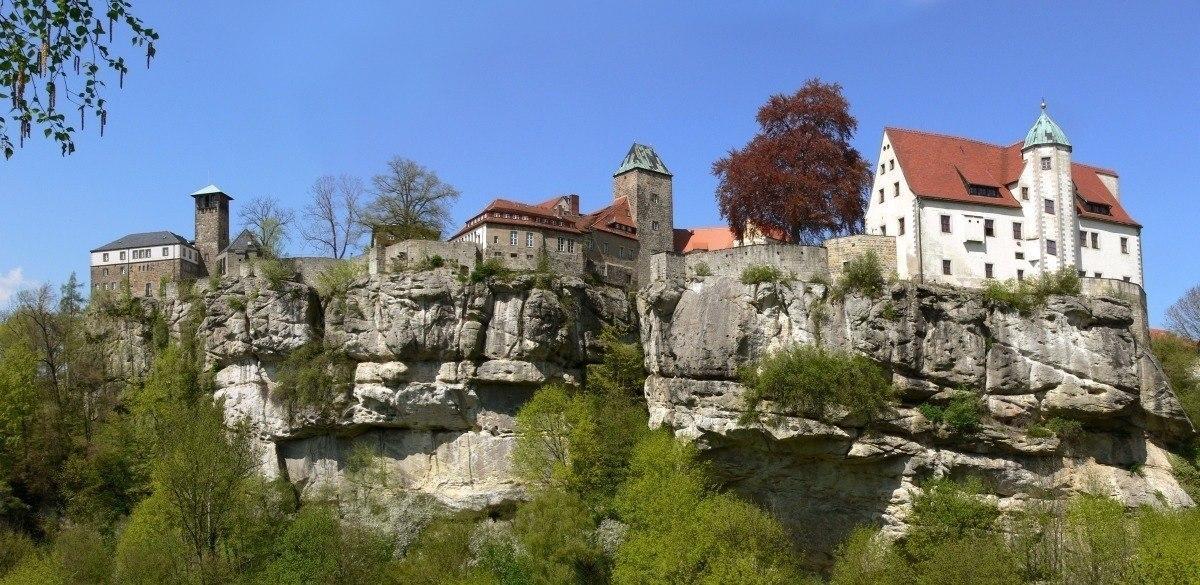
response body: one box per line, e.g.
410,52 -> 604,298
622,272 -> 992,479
864,103 -> 1143,287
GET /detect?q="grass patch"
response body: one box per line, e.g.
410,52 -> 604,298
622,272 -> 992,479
314,259 -> 364,300
739,345 -> 893,422
983,267 -> 1081,315
693,262 -> 712,277
413,254 -> 445,271
256,258 -> 296,291
740,264 -> 783,285
918,390 -> 983,433
470,258 -> 513,283
833,250 -> 886,299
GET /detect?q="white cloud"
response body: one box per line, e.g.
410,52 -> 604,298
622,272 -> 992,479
0,267 -> 34,305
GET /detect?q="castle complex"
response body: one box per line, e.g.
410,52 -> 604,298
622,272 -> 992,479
89,184 -> 260,296
447,143 -> 778,285
90,108 -> 1147,300
864,103 -> 1143,287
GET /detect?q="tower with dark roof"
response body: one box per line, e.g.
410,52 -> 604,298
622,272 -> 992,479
1021,102 -> 1079,275
191,184 -> 232,274
613,143 -> 673,280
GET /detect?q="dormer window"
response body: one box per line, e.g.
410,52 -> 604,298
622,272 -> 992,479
967,184 -> 1000,198
1084,201 -> 1112,216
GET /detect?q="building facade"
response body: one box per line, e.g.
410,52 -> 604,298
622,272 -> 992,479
90,184 -> 248,297
89,232 -> 204,296
864,104 -> 1143,287
448,142 -> 771,286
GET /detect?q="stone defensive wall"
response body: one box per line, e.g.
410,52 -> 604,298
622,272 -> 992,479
1081,276 -> 1150,342
369,238 -> 590,281
825,234 -> 898,282
650,243 -> 829,282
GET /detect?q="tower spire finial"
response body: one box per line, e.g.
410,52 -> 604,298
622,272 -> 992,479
1040,98 -> 1047,111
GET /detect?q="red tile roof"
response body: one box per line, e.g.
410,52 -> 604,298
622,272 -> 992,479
580,196 -> 638,241
448,197 -> 586,240
885,127 -> 1138,227
673,227 -> 736,253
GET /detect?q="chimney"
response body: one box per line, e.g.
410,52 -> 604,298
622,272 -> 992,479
566,194 -> 580,214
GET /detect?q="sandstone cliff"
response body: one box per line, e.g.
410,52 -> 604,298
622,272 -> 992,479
93,269 -> 1194,559
639,275 -> 1194,558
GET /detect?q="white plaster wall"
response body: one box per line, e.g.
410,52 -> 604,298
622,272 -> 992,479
918,201 -> 1029,286
864,132 -> 918,279
1078,219 -> 1142,285
90,243 -> 198,267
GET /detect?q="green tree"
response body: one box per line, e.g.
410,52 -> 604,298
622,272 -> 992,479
513,488 -> 606,583
0,0 -> 158,158
58,273 -> 84,314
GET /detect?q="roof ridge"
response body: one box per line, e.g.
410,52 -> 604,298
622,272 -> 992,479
885,126 -> 1013,150
1072,161 -> 1119,177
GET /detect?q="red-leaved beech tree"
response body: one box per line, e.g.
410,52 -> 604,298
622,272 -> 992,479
713,79 -> 872,245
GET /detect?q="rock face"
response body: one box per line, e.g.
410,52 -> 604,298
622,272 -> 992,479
125,270 -> 634,510
93,269 -> 1194,560
639,277 -> 1194,562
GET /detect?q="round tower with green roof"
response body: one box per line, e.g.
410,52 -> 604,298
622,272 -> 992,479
1022,101 -> 1079,274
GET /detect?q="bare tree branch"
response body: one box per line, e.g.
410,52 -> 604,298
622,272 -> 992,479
301,175 -> 366,258
1167,285 -> 1200,342
363,157 -> 461,240
237,196 -> 295,258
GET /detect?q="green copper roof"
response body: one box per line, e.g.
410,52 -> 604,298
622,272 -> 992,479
614,143 -> 671,177
1023,103 -> 1071,150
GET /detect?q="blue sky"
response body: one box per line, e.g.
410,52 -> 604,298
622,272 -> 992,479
1,1 -> 1197,324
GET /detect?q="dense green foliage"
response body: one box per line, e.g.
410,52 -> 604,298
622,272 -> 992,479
741,264 -> 785,285
5,277 -> 1200,584
830,480 -> 1200,585
739,345 -> 894,422
982,267 -> 1082,314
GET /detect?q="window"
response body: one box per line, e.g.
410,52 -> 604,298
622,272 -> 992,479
1044,199 -> 1055,214
650,194 -> 659,204
102,268 -> 109,276
102,252 -> 109,262
880,225 -> 887,236
893,182 -> 900,197
985,263 -> 994,278
493,235 -> 499,244
1013,222 -> 1023,239
1123,276 -> 1131,282
1021,187 -> 1029,200
984,219 -> 994,237
1090,232 -> 1098,249
145,283 -> 152,296
1015,252 -> 1025,260
1084,201 -> 1112,215
510,230 -> 518,246
898,218 -> 905,235
1094,272 -> 1103,278
1120,237 -> 1128,254
940,215 -> 951,233
567,240 -> 575,253
878,189 -> 884,203
602,242 -> 609,254
119,251 -> 126,260
1079,230 -> 1087,247
967,184 -> 1000,198
1041,157 -> 1051,170
526,232 -> 534,247
651,220 -> 659,231
880,163 -> 885,173
1017,269 -> 1024,281
556,237 -> 565,252
889,159 -> 895,170
162,247 -> 170,256
1079,270 -> 1087,277
942,259 -> 951,275
1047,239 -> 1057,256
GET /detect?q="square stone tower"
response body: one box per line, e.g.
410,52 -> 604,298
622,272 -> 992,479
613,143 -> 673,282
191,184 -> 231,275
